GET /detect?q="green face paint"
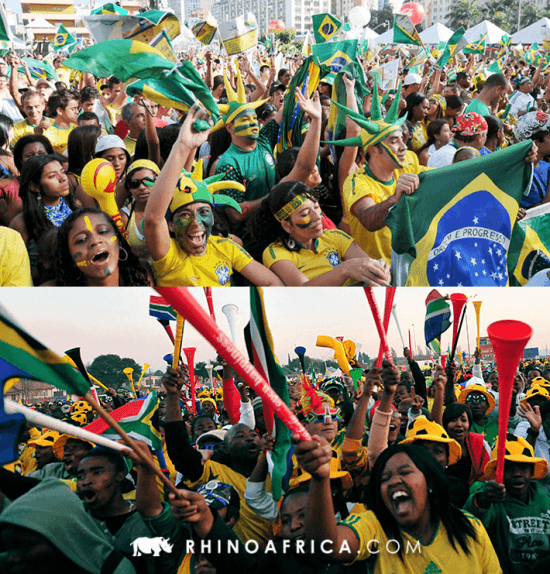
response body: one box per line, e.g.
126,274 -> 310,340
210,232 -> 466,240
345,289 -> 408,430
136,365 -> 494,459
104,267 -> 111,277
173,204 -> 214,255
295,214 -> 312,229
233,109 -> 259,140
380,141 -> 405,168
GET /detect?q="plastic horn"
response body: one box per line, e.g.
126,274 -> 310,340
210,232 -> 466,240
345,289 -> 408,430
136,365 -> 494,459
449,300 -> 468,363
391,303 -> 406,348
155,287 -> 311,441
64,348 -> 91,384
221,304 -> 239,344
363,287 -> 393,364
441,354 -> 447,369
205,364 -> 214,390
88,373 -> 109,392
450,293 -> 468,358
294,346 -> 306,372
172,314 -> 185,370
473,301 -> 482,350
136,363 -> 149,391
316,336 -> 351,375
5,399 -> 129,453
80,158 -> 128,240
123,367 -> 136,397
408,330 -> 413,360
183,347 -> 197,414
376,287 -> 396,367
487,320 -> 532,484
204,287 -> 216,322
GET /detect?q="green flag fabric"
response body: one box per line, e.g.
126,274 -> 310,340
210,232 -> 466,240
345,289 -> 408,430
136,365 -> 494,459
312,13 -> 342,43
386,141 -> 534,286
0,2 -> 12,43
0,307 -> 91,397
393,14 -> 423,47
20,58 -> 59,81
244,288 -> 292,501
464,33 -> 486,54
91,2 -> 129,15
53,24 -> 76,52
508,205 -> 550,285
312,39 -> 358,74
436,27 -> 467,68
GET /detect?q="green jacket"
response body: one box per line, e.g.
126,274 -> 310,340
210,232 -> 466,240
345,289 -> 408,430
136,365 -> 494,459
464,481 -> 550,574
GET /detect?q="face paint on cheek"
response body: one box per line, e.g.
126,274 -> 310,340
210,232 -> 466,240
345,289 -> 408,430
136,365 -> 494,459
76,261 -> 88,267
104,267 -> 111,277
294,214 -> 312,228
110,236 -> 119,250
380,142 -> 404,168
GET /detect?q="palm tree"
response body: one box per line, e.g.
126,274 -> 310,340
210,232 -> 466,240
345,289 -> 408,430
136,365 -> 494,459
447,0 -> 482,30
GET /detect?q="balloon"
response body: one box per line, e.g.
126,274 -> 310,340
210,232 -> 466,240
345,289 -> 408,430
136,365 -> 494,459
399,2 -> 425,26
269,19 -> 285,32
348,6 -> 371,29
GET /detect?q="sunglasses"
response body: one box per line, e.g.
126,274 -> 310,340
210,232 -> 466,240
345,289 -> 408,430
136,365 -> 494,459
308,407 -> 342,423
128,176 -> 156,190
466,394 -> 487,404
191,442 -> 224,451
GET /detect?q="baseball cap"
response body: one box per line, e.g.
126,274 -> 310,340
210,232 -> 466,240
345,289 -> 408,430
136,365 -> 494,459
197,480 -> 241,511
95,134 -> 128,156
269,82 -> 285,96
452,111 -> 488,135
404,73 -> 422,86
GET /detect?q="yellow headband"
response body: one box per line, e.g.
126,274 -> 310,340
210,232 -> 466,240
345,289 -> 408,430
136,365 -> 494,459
274,194 -> 310,222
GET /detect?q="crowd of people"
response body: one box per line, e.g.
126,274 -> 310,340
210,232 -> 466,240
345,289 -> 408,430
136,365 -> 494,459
2,40 -> 550,287
2,349 -> 550,573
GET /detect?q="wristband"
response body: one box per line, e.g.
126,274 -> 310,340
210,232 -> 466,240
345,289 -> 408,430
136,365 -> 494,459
527,427 -> 540,437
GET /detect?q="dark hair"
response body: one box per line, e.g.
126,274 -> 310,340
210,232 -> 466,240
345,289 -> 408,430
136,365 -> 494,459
13,134 -> 54,172
213,75 -> 224,90
249,181 -> 319,251
53,207 -> 150,286
366,443 -> 476,560
403,92 -> 428,121
81,446 -> 127,474
47,87 -> 81,117
276,147 -> 300,180
19,154 -> 78,244
77,111 -> 100,125
483,73 -> 508,90
67,125 -> 101,175
206,127 -> 231,177
108,76 -> 122,89
457,71 -> 470,82
442,402 -> 473,432
539,400 -> 550,420
444,83 -> 461,95
191,414 -> 216,437
418,119 -> 448,154
277,68 -> 289,80
445,95 -> 463,110
80,86 -> 100,102
0,113 -> 13,149
21,89 -> 44,107
484,115 -> 503,140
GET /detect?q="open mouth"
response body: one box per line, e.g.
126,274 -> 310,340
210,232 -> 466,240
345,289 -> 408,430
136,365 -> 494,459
390,490 -> 413,516
92,251 -> 109,264
79,489 -> 97,504
186,231 -> 206,248
389,423 -> 397,432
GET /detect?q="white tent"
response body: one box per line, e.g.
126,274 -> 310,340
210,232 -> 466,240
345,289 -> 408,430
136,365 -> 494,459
464,20 -> 507,44
372,28 -> 394,44
363,27 -> 380,41
25,18 -> 55,29
420,22 -> 453,44
511,17 -> 550,44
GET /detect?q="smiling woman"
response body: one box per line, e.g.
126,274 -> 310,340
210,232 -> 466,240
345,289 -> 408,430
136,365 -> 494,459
47,207 -> 151,286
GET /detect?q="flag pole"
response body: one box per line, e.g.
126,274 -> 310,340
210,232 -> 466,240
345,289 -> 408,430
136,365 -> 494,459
83,392 -> 181,498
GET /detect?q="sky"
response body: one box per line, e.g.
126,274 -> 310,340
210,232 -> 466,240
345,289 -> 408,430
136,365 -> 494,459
1,287 -> 549,376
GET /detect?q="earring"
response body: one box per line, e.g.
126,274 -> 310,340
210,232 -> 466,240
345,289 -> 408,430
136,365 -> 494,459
287,238 -> 295,249
429,488 -> 433,493
119,246 -> 128,261
37,192 -> 42,204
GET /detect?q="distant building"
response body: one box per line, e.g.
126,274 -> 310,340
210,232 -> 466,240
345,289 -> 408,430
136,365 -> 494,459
5,379 -> 57,404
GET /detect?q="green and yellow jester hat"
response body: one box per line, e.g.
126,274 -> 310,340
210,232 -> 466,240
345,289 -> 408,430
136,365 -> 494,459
168,159 -> 245,218
328,80 -> 408,167
212,69 -> 270,132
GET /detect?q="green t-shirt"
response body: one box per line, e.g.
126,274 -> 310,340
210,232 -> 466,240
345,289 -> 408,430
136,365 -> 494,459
215,119 -> 279,259
465,98 -> 491,117
470,418 -> 499,448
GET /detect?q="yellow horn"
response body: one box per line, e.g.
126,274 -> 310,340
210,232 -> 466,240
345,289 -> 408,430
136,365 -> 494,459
223,71 -> 237,103
473,301 -> 482,350
316,336 -> 351,376
207,181 -> 246,194
191,159 -> 204,182
236,69 -> 246,103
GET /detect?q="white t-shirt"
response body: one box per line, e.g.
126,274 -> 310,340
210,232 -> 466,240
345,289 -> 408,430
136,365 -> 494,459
509,91 -> 537,117
427,142 -> 458,168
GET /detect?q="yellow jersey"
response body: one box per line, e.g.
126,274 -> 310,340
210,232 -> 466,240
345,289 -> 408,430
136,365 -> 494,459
43,123 -> 77,154
124,136 -> 137,157
341,510 -> 501,573
11,118 -> 40,146
263,229 -> 355,285
152,236 -> 253,287
343,163 -> 430,263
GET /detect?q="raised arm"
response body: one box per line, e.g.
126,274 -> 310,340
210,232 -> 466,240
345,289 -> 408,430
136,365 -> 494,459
143,104 -> 210,261
430,366 -> 447,426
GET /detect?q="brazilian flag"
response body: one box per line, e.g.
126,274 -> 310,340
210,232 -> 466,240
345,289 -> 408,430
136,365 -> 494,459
276,55 -> 321,153
488,56 -> 506,74
91,2 -> 128,15
312,39 -> 358,74
386,141 -> 534,286
508,207 -> 550,285
53,24 -> 76,52
436,27 -> 467,68
312,13 -> 342,44
393,14 -> 424,47
464,33 -> 487,54
20,58 -> 58,81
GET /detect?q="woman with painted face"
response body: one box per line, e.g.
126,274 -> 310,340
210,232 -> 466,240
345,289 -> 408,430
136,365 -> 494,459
143,104 -> 283,286
46,207 -> 151,286
250,181 -> 391,286
293,440 -> 501,573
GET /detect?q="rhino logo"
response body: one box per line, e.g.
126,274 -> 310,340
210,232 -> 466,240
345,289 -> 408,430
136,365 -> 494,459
131,537 -> 173,557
